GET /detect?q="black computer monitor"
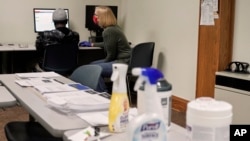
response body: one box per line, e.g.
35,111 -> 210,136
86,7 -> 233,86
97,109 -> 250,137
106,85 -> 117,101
85,5 -> 118,37
33,8 -> 69,33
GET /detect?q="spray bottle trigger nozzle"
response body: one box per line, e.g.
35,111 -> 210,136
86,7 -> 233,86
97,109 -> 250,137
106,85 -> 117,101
134,76 -> 144,91
111,71 -> 119,81
132,68 -> 141,76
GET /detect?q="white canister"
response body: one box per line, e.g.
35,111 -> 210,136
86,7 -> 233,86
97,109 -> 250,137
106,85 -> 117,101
186,97 -> 232,141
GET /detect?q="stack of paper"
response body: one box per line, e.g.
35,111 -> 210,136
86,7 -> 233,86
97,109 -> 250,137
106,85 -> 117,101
16,72 -> 60,78
34,84 -> 78,94
44,91 -> 110,113
15,77 -> 63,87
15,77 -> 79,94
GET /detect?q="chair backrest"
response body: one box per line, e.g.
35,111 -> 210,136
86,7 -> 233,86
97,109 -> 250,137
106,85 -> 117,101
42,42 -> 79,75
69,65 -> 102,91
129,42 -> 155,70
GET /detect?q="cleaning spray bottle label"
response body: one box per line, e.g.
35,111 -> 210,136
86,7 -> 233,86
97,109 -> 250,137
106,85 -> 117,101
109,93 -> 129,132
108,63 -> 129,132
131,118 -> 166,141
128,68 -> 167,141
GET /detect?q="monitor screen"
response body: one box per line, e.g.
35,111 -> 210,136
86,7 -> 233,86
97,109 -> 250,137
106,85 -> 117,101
33,8 -> 69,33
85,5 -> 118,35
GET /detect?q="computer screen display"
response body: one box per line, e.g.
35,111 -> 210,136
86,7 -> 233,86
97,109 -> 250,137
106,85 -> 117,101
33,8 -> 69,33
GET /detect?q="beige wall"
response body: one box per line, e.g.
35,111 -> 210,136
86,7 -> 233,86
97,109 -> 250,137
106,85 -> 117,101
0,0 -> 120,43
121,0 -> 250,101
0,0 -> 248,101
232,0 -> 250,64
121,0 -> 200,100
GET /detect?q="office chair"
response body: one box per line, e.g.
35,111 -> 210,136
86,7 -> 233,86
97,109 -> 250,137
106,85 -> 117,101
126,42 -> 155,105
69,65 -> 103,92
4,65 -> 103,141
4,122 -> 62,141
41,42 -> 79,76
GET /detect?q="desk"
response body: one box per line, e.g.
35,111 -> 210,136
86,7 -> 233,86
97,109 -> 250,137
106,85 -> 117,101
1,73 -> 187,140
0,43 -> 104,73
0,43 -> 102,51
63,123 -> 187,141
0,74 -> 90,137
0,85 -> 16,107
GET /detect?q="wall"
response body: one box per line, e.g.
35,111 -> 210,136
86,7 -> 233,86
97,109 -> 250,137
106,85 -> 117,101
232,0 -> 250,65
0,0 -> 248,101
121,0 -> 200,100
121,0 -> 249,101
0,0 -> 120,43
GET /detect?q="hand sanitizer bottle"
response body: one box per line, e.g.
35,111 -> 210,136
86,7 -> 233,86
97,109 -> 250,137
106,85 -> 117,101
135,68 -> 172,130
157,78 -> 172,130
127,67 -> 167,141
108,63 -> 130,133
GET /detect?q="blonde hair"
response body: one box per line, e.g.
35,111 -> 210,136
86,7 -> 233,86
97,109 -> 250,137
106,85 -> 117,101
95,6 -> 117,28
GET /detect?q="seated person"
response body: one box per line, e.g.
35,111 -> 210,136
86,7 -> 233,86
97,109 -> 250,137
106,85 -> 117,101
80,6 -> 131,92
35,8 -> 80,71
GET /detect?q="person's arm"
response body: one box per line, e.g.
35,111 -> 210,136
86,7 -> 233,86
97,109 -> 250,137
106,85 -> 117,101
92,42 -> 104,48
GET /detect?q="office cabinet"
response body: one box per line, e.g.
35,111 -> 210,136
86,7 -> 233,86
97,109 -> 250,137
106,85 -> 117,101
214,71 -> 250,124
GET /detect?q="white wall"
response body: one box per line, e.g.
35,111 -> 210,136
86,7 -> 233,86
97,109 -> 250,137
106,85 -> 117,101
0,0 -> 248,101
232,0 -> 250,65
121,0 -> 200,100
0,0 -> 120,43
121,0 -> 250,101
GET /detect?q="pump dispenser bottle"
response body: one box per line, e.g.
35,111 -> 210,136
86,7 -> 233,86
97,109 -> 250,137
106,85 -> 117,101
108,63 -> 130,133
127,67 -> 167,141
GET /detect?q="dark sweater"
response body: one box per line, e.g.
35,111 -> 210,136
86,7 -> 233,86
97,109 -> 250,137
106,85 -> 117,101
35,27 -> 79,67
93,25 -> 131,64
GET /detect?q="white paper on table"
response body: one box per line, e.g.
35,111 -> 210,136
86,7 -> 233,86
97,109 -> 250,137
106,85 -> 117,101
76,111 -> 109,126
15,79 -> 33,87
16,72 -> 60,78
68,126 -> 111,141
44,91 -> 110,112
34,84 -> 78,94
76,108 -> 138,126
15,78 -> 63,87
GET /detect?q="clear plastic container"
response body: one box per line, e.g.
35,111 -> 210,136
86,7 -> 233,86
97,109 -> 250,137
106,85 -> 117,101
186,97 -> 232,141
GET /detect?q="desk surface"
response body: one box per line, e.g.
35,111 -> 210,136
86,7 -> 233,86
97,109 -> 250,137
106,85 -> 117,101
63,123 -> 187,141
0,74 -> 90,137
0,85 -> 16,107
0,73 -> 187,140
0,43 -> 101,51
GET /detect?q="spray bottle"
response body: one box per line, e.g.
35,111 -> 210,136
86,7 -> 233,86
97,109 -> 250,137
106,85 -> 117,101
127,67 -> 167,141
157,78 -> 172,130
136,68 -> 172,130
108,63 -> 130,133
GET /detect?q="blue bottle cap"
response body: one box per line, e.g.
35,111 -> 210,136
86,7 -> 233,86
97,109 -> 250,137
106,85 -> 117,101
142,68 -> 164,85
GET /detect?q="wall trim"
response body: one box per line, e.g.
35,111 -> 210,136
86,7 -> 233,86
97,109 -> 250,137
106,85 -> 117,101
172,95 -> 189,112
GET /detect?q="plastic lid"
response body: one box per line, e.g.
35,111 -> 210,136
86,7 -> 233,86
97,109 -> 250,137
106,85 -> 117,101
157,79 -> 172,91
139,78 -> 172,92
187,97 -> 232,118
